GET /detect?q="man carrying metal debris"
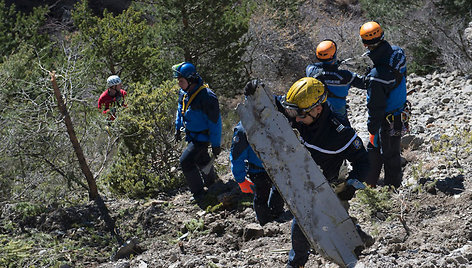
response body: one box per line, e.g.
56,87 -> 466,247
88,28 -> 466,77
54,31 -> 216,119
173,62 -> 221,203
244,77 -> 374,268
230,121 -> 285,226
359,21 -> 408,188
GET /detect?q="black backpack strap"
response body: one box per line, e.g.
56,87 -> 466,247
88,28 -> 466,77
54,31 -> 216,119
327,90 -> 346,100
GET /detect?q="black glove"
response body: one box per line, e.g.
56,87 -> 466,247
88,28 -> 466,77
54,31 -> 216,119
211,146 -> 221,157
337,185 -> 356,201
244,79 -> 263,96
174,129 -> 181,142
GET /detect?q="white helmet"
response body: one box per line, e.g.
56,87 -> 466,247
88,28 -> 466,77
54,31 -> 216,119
107,75 -> 122,87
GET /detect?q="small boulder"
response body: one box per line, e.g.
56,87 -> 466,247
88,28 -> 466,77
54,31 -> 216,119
242,223 -> 264,241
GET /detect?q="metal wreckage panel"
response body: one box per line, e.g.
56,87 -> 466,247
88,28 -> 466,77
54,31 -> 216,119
236,84 -> 363,268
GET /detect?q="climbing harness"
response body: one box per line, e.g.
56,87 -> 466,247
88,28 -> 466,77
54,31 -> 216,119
181,84 -> 208,116
386,100 -> 411,136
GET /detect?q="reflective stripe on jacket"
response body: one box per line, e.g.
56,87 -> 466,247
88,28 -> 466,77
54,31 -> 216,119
275,99 -> 369,184
365,41 -> 407,134
306,62 -> 365,120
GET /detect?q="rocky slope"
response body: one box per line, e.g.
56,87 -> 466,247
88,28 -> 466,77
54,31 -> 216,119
4,71 -> 471,267
94,71 -> 472,268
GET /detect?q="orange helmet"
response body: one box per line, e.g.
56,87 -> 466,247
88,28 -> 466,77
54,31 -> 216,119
359,21 -> 384,45
316,39 -> 337,61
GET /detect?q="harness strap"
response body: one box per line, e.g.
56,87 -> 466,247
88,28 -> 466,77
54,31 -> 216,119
327,90 -> 346,100
182,84 -> 208,115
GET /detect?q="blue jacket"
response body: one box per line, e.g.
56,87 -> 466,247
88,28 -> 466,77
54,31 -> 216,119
175,78 -> 222,147
365,41 -> 407,134
306,61 -> 365,120
230,122 -> 265,183
275,99 -> 369,184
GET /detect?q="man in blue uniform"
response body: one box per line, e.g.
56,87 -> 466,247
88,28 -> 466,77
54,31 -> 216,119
306,39 -> 366,124
244,77 -> 373,268
359,21 -> 408,188
230,122 -> 285,226
173,62 -> 222,202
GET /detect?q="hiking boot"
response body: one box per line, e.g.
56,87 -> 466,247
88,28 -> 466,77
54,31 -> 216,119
202,166 -> 218,188
273,210 -> 293,223
189,191 -> 206,204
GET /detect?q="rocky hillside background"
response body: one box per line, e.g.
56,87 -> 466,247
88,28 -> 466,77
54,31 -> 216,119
1,1 -> 472,267
4,71 -> 471,268
97,71 -> 472,268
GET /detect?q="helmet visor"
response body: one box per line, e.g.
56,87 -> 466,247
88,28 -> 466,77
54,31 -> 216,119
280,91 -> 327,118
172,62 -> 185,78
280,96 -> 314,118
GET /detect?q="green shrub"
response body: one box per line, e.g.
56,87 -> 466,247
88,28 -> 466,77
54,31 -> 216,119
105,80 -> 184,198
0,235 -> 33,268
14,202 -> 46,221
0,1 -> 49,61
406,37 -> 441,75
184,218 -> 205,233
142,0 -> 252,97
355,187 -> 393,217
436,0 -> 472,20
72,1 -> 169,82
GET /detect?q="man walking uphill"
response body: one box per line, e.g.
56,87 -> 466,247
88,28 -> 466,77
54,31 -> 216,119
359,21 -> 408,188
173,62 -> 222,203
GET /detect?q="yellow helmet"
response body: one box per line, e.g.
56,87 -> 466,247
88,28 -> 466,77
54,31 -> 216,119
316,39 -> 337,61
281,77 -> 327,115
359,21 -> 384,45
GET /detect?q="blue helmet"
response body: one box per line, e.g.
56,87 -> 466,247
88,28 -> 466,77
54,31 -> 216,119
172,62 -> 200,83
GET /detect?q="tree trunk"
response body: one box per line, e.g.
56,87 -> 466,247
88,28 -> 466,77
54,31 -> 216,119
49,71 -> 99,200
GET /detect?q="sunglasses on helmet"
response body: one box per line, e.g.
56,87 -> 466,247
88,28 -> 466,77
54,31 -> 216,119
280,92 -> 326,119
281,99 -> 315,118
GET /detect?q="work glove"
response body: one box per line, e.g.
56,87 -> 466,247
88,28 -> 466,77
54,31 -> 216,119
174,129 -> 181,142
238,179 -> 255,194
244,79 -> 263,96
369,132 -> 379,147
337,184 -> 356,201
211,146 -> 221,157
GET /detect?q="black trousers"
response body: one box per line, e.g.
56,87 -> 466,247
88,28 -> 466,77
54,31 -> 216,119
248,172 -> 284,226
180,141 -> 213,196
365,124 -> 402,188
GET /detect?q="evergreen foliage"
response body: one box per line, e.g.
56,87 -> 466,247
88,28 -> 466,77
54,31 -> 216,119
436,0 -> 472,20
358,0 -> 471,74
105,81 -> 184,198
143,0 -> 252,96
0,1 -> 49,62
0,0 -> 471,266
71,1 -> 170,83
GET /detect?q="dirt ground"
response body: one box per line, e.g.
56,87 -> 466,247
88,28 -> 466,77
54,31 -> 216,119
4,73 -> 472,268
96,74 -> 472,268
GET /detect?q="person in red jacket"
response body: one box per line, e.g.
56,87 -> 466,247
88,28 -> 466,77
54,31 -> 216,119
98,75 -> 127,121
